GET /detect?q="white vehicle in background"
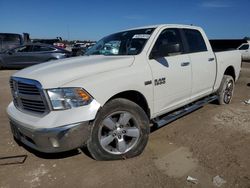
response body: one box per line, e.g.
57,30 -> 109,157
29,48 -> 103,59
238,43 -> 250,61
7,24 -> 241,160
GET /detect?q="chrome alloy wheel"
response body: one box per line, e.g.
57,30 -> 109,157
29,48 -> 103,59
224,80 -> 234,104
98,111 -> 141,155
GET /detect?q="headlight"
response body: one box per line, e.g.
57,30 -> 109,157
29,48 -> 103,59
47,88 -> 92,110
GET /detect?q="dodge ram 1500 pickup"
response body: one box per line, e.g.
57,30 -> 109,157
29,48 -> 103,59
7,24 -> 241,160
238,42 -> 250,61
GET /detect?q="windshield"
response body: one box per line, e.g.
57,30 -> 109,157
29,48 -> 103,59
85,28 -> 155,56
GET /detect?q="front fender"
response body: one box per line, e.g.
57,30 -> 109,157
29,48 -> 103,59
62,63 -> 154,117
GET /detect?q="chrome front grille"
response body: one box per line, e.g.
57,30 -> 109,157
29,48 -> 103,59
10,77 -> 49,115
17,82 -> 40,95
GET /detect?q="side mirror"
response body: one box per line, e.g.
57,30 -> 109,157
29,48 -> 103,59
159,43 -> 181,56
150,42 -> 181,59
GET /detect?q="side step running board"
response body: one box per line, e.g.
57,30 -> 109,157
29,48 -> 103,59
152,95 -> 218,129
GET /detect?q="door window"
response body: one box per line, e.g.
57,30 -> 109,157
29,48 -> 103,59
183,29 -> 207,53
14,45 -> 33,52
150,28 -> 184,57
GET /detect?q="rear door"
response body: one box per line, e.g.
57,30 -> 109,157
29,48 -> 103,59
31,45 -> 56,64
148,28 -> 192,115
182,29 -> 216,100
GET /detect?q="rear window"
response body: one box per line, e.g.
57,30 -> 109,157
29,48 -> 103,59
183,29 -> 207,53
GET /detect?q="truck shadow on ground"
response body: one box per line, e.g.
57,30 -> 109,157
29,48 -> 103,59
13,102 -> 218,160
13,107 -> 209,160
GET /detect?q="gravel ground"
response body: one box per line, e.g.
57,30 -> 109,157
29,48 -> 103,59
0,62 -> 249,188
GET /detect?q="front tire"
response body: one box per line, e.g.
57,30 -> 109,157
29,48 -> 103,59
217,75 -> 235,104
87,98 -> 150,161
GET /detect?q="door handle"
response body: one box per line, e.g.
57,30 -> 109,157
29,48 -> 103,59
208,57 -> 215,62
181,62 -> 190,66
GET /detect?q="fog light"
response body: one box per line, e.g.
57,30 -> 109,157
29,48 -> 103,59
49,137 -> 59,148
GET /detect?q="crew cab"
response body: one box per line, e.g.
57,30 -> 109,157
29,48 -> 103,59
238,43 -> 250,61
7,24 -> 241,160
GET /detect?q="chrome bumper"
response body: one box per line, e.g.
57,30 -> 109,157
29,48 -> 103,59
9,119 -> 91,153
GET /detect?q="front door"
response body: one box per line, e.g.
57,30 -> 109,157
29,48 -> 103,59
148,28 -> 192,116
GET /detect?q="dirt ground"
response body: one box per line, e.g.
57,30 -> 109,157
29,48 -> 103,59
0,63 -> 249,188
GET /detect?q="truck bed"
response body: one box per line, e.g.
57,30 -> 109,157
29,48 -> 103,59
213,50 -> 241,91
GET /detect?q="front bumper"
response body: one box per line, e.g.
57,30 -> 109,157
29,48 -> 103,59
7,99 -> 100,153
9,118 -> 91,153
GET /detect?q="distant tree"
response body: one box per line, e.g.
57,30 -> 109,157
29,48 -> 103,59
244,36 -> 250,40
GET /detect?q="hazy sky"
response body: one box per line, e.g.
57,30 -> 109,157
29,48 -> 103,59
1,0 -> 249,40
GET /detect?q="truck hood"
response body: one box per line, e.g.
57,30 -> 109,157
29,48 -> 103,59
13,55 -> 135,88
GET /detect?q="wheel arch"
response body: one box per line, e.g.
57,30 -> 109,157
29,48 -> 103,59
224,66 -> 236,81
106,90 -> 151,119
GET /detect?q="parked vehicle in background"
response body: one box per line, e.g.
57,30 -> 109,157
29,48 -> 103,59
71,43 -> 87,56
53,42 -> 66,49
238,43 -> 250,61
99,43 -> 119,55
0,43 -> 71,69
71,42 -> 96,56
0,33 -> 23,52
32,37 -> 66,49
7,24 -> 241,160
0,33 -> 30,53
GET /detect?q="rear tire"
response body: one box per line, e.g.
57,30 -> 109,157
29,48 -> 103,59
87,98 -> 150,161
217,75 -> 235,105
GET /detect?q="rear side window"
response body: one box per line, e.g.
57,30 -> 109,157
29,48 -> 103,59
183,29 -> 207,53
239,44 -> 249,50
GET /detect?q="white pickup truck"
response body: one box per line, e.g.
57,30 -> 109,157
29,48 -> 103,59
7,24 -> 241,160
238,42 -> 250,61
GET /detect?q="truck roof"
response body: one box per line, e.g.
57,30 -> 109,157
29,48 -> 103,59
124,24 -> 202,31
